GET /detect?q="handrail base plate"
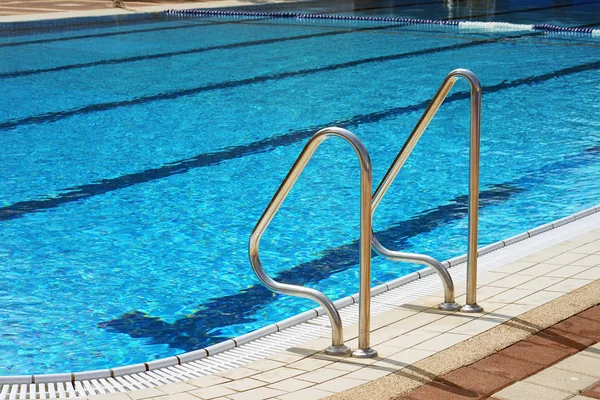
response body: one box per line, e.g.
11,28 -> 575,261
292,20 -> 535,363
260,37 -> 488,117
439,302 -> 462,311
460,303 -> 484,313
325,345 -> 352,356
352,348 -> 378,358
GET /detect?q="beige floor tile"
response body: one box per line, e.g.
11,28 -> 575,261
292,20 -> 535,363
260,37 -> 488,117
545,278 -> 593,293
569,396 -> 598,400
570,240 -> 600,254
494,381 -> 571,400
318,353 -> 378,366
370,308 -> 418,329
487,274 -> 536,288
382,329 -> 440,348
413,332 -> 472,351
369,326 -> 410,345
127,388 -> 165,400
343,365 -> 393,381
267,378 -> 315,392
216,367 -> 257,380
416,314 -> 476,333
277,387 -> 332,400
267,351 -> 307,364
485,288 -> 536,304
518,263 -> 564,276
295,367 -> 347,383
516,276 -> 564,291
525,366 -> 598,394
325,360 -> 364,372
494,261 -> 537,274
189,385 -> 236,399
377,348 -> 435,369
341,337 -> 358,349
448,317 -> 504,335
544,252 -> 588,265
157,383 -> 197,395
89,395 -> 130,400
476,285 -> 512,300
491,302 -> 538,318
455,287 -> 509,305
286,357 -> 333,372
477,271 -> 511,285
252,367 -> 305,384
515,289 -> 565,306
187,375 -> 231,388
554,353 -> 600,377
570,254 -> 600,266
288,338 -> 331,352
369,343 -> 406,359
242,359 -> 286,373
545,265 -> 590,278
313,377 -> 368,393
228,387 -> 286,400
386,311 -> 446,331
551,240 -> 592,252
470,301 -> 509,314
519,250 -> 561,263
222,378 -> 265,392
573,268 -> 600,280
153,394 -> 198,400
410,295 -> 450,308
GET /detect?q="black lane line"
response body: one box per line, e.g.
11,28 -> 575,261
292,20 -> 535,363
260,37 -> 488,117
445,0 -> 600,21
0,24 -> 408,80
1,59 -> 598,223
98,183 -> 523,351
0,34 -> 532,132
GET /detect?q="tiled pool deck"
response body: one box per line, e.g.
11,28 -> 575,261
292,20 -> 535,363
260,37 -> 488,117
0,0 -> 291,21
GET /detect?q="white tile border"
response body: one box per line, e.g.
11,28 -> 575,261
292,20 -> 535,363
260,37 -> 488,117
0,204 -> 598,397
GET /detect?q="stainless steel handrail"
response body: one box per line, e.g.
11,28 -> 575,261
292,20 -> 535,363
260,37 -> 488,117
249,127 -> 376,357
371,68 -> 483,313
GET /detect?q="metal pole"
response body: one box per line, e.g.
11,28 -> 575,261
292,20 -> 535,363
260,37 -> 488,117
461,71 -> 483,313
354,141 -> 377,358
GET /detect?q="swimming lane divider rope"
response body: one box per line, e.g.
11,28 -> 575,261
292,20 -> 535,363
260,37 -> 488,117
163,9 -> 600,36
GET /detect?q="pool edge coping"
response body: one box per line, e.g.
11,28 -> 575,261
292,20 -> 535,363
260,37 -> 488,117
0,0 -> 302,27
1,203 -> 598,385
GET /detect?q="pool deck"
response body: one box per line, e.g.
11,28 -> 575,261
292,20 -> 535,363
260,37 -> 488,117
0,0 -> 293,21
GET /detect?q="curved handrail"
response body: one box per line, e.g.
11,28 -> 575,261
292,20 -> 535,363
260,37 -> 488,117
249,127 -> 375,356
371,68 -> 482,312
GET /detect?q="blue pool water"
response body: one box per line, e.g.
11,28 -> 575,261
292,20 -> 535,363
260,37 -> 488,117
0,0 -> 599,375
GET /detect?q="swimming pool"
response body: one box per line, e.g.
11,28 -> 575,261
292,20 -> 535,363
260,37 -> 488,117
0,0 -> 599,376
